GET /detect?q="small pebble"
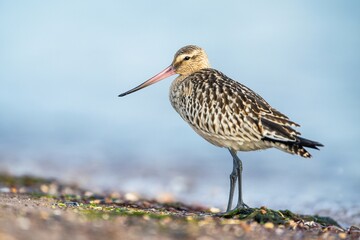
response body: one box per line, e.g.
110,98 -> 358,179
109,192 -> 121,199
64,202 -> 80,207
92,206 -> 103,210
0,187 -> 10,193
48,183 -> 59,195
40,184 -> 49,193
84,191 -> 94,197
264,222 -> 274,229
53,209 -> 62,216
275,227 -> 284,235
209,207 -> 221,213
17,217 -> 30,230
288,220 -> 297,229
90,199 -> 102,204
156,193 -> 175,203
225,219 -> 241,225
304,221 -> 315,227
39,211 -> 49,220
338,232 -> 347,239
125,192 -> 139,201
238,221 -> 252,232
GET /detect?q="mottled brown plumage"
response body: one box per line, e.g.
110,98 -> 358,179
169,45 -> 322,158
119,45 -> 323,212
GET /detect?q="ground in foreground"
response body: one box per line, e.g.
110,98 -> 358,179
0,173 -> 359,240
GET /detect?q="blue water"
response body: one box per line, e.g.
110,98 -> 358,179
1,1 -> 359,226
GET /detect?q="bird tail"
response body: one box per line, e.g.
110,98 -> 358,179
264,136 -> 324,158
296,136 -> 324,150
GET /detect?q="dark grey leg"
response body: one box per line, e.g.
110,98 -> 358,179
229,149 -> 249,209
226,157 -> 238,212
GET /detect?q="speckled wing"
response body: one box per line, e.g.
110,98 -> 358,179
174,69 -> 301,145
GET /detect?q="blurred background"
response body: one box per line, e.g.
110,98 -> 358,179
0,0 -> 359,225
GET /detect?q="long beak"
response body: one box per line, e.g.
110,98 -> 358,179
118,65 -> 176,97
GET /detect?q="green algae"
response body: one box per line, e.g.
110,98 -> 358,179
54,201 -> 341,229
55,202 -> 173,221
80,206 -> 172,220
221,207 -> 341,227
30,192 -> 56,199
0,173 -> 53,187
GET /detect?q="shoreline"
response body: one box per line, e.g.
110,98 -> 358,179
0,173 -> 359,239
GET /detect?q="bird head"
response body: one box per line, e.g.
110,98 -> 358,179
118,45 -> 210,97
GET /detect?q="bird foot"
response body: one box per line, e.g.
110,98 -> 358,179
214,202 -> 250,217
236,202 -> 250,209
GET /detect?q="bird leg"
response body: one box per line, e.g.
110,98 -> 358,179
228,149 -> 249,210
226,157 -> 238,212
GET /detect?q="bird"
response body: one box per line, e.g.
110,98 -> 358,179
118,45 -> 323,213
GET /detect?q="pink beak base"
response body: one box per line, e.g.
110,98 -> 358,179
118,65 -> 176,97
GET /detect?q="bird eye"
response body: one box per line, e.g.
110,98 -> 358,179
184,56 -> 191,61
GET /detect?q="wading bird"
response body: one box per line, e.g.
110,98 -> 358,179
118,45 -> 323,213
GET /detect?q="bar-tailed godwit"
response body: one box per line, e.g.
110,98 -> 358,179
119,45 -> 323,213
